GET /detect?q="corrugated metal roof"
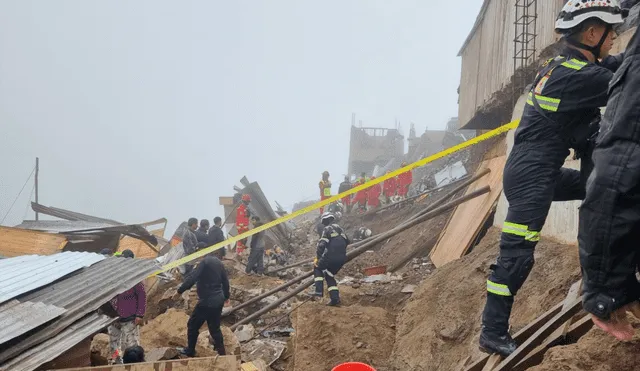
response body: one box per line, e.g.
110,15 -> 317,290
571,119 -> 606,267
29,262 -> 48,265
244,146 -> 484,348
0,257 -> 159,366
0,252 -> 105,305
1,312 -> 114,371
0,300 -> 66,345
15,220 -> 119,233
30,203 -> 121,225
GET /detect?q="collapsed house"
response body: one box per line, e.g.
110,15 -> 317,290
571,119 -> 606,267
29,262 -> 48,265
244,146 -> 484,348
0,252 -> 158,371
0,203 -> 167,259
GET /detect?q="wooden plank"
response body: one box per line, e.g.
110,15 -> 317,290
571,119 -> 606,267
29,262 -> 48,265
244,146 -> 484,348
555,281 -> 582,337
512,315 -> 593,371
430,156 -> 507,267
465,300 -> 564,371
0,226 -> 67,257
481,354 -> 502,371
456,356 -> 472,371
494,298 -> 583,370
60,355 -> 241,371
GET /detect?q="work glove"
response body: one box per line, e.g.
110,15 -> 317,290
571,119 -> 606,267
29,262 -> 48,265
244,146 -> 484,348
313,257 -> 318,267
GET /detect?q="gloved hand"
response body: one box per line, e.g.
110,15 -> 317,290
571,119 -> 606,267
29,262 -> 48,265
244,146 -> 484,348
313,257 -> 318,267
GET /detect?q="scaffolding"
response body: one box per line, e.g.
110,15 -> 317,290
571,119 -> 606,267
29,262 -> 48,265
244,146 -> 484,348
513,0 -> 538,100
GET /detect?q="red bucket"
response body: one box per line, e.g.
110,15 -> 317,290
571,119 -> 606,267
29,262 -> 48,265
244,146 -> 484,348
332,362 -> 376,371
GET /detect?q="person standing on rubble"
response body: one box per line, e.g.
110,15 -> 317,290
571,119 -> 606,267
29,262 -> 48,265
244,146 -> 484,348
397,162 -> 413,199
235,194 -> 251,254
310,212 -> 350,306
319,171 -> 332,215
108,250 -> 146,364
245,216 -> 265,275
339,176 -> 353,213
208,216 -> 226,259
367,176 -> 382,208
479,1 -> 627,357
353,173 -> 369,213
578,25 -> 640,341
183,217 -> 199,276
383,171 -> 397,203
194,219 -> 210,249
176,254 -> 230,357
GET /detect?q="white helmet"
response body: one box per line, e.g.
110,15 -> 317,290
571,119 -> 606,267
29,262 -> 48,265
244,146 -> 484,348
555,0 -> 625,31
335,211 -> 343,220
321,212 -> 335,223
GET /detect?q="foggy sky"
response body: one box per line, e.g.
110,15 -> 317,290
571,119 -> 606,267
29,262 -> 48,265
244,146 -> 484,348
0,0 -> 482,235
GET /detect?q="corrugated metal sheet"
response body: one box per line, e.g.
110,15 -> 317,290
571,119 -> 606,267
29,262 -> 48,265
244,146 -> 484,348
0,226 -> 68,258
0,300 -> 66,345
0,252 -> 105,304
1,313 -> 114,371
0,257 -> 159,365
30,203 -> 121,225
15,220 -> 120,233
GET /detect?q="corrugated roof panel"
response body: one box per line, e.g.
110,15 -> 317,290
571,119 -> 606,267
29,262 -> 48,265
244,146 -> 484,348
0,252 -> 105,304
0,257 -> 159,365
0,300 -> 66,345
1,313 -> 114,371
15,220 -> 118,233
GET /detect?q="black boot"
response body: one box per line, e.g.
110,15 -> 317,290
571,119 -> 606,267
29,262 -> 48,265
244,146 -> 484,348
479,292 -> 516,356
479,329 -> 517,357
327,288 -> 341,306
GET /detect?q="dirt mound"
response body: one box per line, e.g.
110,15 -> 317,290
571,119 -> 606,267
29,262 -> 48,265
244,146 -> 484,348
290,303 -> 395,371
231,274 -> 284,290
141,308 -> 240,357
529,326 -> 640,371
390,227 -> 581,371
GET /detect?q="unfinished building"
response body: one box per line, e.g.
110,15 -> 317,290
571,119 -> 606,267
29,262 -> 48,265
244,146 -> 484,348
458,0 -> 639,242
347,125 -> 404,177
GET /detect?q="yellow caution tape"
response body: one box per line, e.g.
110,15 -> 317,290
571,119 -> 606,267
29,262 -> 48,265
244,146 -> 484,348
153,119 -> 519,275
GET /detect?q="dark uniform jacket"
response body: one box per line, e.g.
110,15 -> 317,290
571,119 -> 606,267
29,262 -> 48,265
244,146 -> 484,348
317,224 -> 350,262
178,256 -> 230,307
579,29 -> 640,320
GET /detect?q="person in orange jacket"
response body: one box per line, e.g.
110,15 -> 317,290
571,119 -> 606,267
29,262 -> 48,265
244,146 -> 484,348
319,171 -> 332,215
383,171 -> 397,203
367,176 -> 382,208
235,194 -> 251,254
397,163 -> 413,199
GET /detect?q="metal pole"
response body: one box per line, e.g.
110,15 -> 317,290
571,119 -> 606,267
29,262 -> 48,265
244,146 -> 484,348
35,157 -> 39,221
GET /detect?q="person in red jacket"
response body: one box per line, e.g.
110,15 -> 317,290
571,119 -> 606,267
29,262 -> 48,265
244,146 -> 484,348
383,171 -> 397,203
319,171 -> 332,215
367,176 -> 382,208
235,194 -> 251,254
397,163 -> 413,199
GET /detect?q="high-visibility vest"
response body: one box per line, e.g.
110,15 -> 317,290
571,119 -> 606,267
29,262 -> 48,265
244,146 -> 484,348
320,180 -> 331,197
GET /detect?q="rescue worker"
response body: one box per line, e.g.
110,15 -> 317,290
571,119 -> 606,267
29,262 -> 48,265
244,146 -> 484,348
578,27 -> 640,340
207,216 -> 226,259
183,218 -> 199,276
353,173 -> 369,213
310,212 -> 350,306
338,176 -> 353,213
246,216 -> 265,275
479,1 -> 626,356
194,219 -> 210,249
319,171 -> 332,214
353,227 -> 373,242
383,171 -> 397,203
367,176 -> 382,208
177,254 -> 230,357
108,250 -> 146,364
397,162 -> 413,199
235,194 -> 251,254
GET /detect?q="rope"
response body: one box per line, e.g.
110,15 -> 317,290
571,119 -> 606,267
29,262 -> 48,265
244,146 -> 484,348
1,167 -> 36,225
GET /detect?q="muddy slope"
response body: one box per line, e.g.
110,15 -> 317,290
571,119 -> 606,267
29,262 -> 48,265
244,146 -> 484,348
391,227 -> 581,371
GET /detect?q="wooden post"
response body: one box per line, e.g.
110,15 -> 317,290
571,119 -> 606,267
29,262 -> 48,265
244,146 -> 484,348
35,157 -> 39,221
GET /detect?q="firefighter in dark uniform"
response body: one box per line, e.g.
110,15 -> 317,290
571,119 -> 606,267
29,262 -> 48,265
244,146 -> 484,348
479,0 -> 627,356
311,212 -> 350,306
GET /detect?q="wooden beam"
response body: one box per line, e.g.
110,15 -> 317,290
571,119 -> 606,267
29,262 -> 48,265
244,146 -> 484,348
456,356 -> 472,371
494,297 -> 583,370
464,300 -> 564,371
59,355 -> 240,370
481,355 -> 502,371
512,315 -> 593,371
